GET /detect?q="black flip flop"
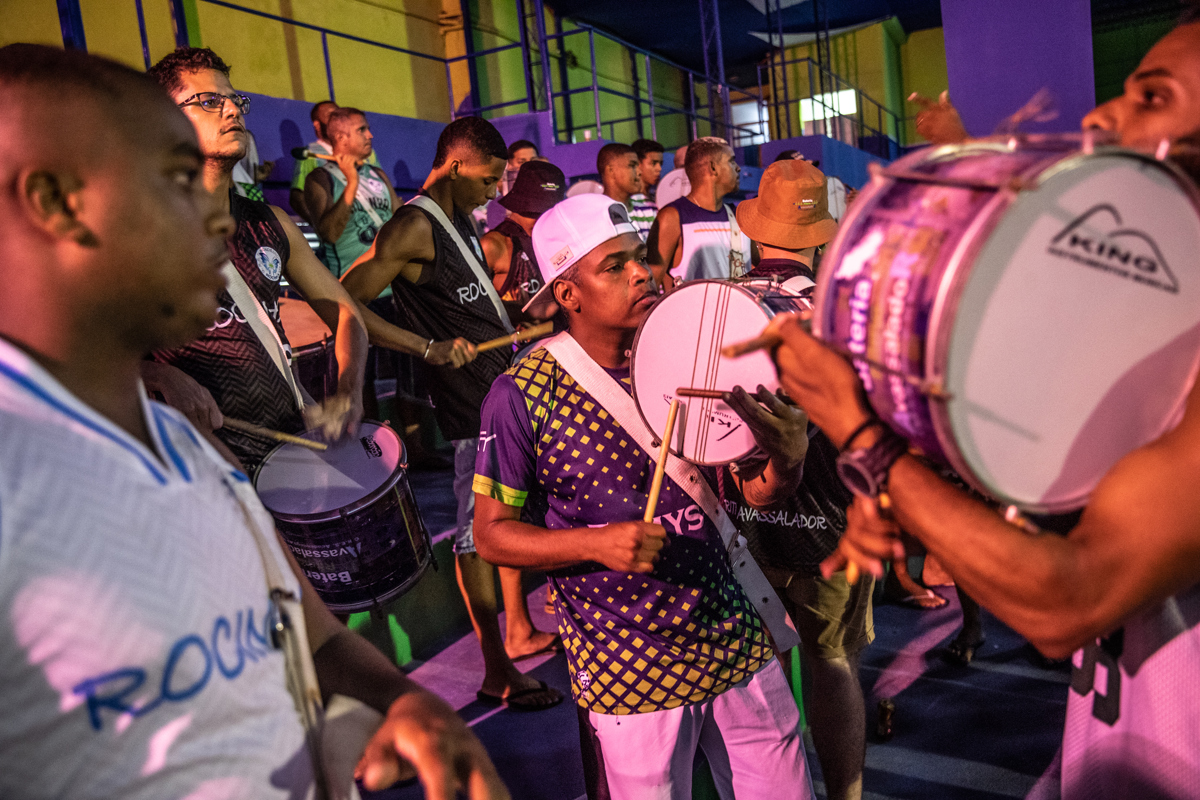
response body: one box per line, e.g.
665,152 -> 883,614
476,680 -> 564,712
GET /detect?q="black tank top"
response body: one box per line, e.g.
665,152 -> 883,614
493,218 -> 544,305
153,193 -> 304,469
390,200 -> 510,440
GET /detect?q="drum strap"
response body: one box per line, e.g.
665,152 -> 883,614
221,260 -> 308,412
724,205 -> 746,279
406,194 -> 514,333
542,331 -> 800,652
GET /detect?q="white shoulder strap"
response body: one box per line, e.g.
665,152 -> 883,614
724,204 -> 747,279
542,331 -> 799,651
221,260 -> 306,411
407,194 -> 514,333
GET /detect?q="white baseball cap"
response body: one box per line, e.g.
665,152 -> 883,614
524,193 -> 640,312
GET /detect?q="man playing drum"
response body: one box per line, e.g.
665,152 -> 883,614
732,158 -> 871,800
342,117 -> 563,711
472,194 -> 815,799
770,13 -> 1200,799
0,43 -> 506,800
140,47 -> 370,471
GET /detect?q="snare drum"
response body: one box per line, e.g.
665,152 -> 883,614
280,296 -> 337,402
814,135 -> 1200,511
253,420 -> 433,612
631,279 -> 812,465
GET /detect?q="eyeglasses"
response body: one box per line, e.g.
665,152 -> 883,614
178,92 -> 251,115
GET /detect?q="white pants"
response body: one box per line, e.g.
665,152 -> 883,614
589,660 -> 814,800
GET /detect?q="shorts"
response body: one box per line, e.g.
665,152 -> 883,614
762,566 -> 874,661
452,438 -> 477,555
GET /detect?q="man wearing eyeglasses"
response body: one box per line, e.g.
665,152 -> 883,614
142,47 -> 369,472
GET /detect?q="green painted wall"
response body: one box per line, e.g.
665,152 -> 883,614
0,0 -> 64,48
1093,16 -> 1175,104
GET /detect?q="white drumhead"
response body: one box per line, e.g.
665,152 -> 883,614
632,281 -> 782,465
941,152 -> 1200,510
255,421 -> 403,515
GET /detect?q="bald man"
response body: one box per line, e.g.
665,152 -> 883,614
0,43 -> 506,800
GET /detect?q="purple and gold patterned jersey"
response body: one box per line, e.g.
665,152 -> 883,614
474,347 -> 772,714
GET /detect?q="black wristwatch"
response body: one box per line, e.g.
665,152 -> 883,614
836,425 -> 908,498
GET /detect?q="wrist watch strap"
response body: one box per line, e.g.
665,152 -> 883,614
836,426 -> 908,498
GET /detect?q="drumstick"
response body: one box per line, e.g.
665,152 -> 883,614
644,399 -> 681,523
223,418 -> 329,451
475,321 -> 555,353
676,387 -> 725,399
723,335 -> 951,400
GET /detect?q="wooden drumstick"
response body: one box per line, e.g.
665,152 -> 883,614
644,399 -> 681,523
676,387 -> 726,399
223,418 -> 329,451
475,321 -> 555,354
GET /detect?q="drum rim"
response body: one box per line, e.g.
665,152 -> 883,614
252,419 -> 411,522
630,279 -> 779,466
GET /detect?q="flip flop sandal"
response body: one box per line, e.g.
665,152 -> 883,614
509,637 -> 564,663
476,681 -> 564,712
897,590 -> 948,610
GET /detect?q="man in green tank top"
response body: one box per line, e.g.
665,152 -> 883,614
304,107 -> 398,288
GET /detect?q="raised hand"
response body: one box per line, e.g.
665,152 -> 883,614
303,390 -> 363,441
909,90 -> 970,145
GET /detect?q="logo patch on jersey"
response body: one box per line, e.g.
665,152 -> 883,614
254,246 -> 283,282
576,669 -> 592,691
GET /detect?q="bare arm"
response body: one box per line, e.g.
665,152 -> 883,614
481,230 -> 513,292
379,169 -> 401,211
284,539 -> 509,798
341,209 -> 477,367
646,205 -> 681,288
305,160 -> 357,244
271,205 -> 368,438
474,495 -> 667,573
289,188 -> 311,225
772,314 -> 1200,658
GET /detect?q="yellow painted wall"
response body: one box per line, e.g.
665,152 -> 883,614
0,0 -> 63,48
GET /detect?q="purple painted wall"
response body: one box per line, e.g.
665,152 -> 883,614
941,0 -> 1095,136
760,136 -> 887,189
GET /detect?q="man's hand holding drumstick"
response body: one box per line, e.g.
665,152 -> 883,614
731,312 -> 908,581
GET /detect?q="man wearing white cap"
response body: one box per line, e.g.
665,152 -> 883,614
471,194 -> 815,798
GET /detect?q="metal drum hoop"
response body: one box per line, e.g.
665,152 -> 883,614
252,420 -> 410,524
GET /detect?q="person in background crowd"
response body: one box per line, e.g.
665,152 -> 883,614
482,159 -> 567,313
480,138 -> 540,233
232,128 -> 273,201
343,116 -> 564,712
290,100 -> 382,225
774,12 -> 1200,800
597,142 -> 642,217
734,158 -> 869,800
305,107 -> 399,281
654,142 -> 691,208
142,47 -> 369,472
0,42 -> 508,800
648,137 -> 750,286
626,138 -> 663,236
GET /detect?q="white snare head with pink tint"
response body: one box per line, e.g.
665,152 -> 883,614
631,279 -> 810,465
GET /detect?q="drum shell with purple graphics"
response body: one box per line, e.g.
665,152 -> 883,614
253,421 -> 432,611
814,136 -> 1200,512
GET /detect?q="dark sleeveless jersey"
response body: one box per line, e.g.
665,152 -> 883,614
492,218 -> 544,305
390,200 -> 509,441
153,193 -> 303,469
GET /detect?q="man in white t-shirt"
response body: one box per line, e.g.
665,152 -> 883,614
774,14 -> 1200,800
0,43 -> 507,800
